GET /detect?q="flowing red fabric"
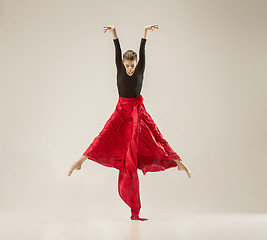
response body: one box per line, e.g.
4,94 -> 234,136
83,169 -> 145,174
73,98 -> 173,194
83,94 -> 182,220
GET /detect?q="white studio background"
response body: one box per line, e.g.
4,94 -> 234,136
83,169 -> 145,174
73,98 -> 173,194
0,0 -> 266,219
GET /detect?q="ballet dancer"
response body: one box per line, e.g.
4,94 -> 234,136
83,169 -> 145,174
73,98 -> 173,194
68,24 -> 191,221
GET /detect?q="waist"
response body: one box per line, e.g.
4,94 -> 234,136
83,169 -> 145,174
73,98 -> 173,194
119,94 -> 143,101
118,95 -> 144,107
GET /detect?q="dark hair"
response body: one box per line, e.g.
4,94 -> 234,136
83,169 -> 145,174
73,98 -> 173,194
123,50 -> 137,62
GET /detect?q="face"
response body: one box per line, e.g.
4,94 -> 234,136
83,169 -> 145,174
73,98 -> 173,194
123,59 -> 137,74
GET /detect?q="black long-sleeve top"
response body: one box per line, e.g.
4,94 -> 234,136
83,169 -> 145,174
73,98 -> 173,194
113,38 -> 147,98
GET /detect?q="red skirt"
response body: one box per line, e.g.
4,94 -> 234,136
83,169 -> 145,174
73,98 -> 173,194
83,94 -> 182,219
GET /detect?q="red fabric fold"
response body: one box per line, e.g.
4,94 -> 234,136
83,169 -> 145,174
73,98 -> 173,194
83,94 -> 182,219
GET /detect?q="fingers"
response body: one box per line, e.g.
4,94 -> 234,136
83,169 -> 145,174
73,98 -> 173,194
103,27 -> 108,33
103,26 -> 114,33
150,24 -> 159,29
146,24 -> 159,31
103,26 -> 110,33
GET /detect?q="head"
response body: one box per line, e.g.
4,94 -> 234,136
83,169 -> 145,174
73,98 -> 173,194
122,50 -> 138,74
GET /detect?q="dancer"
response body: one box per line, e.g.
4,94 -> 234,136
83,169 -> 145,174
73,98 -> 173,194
68,25 -> 191,221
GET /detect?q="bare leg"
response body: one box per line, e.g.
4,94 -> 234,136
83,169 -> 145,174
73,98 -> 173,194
67,155 -> 88,176
173,159 -> 191,178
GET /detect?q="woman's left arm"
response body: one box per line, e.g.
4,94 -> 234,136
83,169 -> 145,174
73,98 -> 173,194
143,28 -> 148,39
139,25 -> 159,72
143,24 -> 159,39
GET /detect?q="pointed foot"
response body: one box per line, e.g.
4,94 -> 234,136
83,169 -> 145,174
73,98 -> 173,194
130,216 -> 148,221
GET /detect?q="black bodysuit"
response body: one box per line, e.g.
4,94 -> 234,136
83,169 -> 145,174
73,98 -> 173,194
113,38 -> 147,98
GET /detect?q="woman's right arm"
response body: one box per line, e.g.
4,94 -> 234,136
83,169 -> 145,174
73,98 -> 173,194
111,27 -> 118,39
103,26 -> 122,69
112,29 -> 122,69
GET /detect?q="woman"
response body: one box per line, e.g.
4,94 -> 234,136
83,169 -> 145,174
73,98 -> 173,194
68,24 -> 191,221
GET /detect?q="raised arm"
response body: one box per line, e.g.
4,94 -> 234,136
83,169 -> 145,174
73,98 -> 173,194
113,37 -> 122,69
138,25 -> 159,71
138,37 -> 147,72
103,26 -> 122,69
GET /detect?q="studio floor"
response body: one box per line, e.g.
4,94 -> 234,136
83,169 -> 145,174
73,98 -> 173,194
1,209 -> 266,240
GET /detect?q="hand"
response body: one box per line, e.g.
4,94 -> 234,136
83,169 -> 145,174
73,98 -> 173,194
103,26 -> 115,33
176,160 -> 191,178
145,24 -> 159,31
68,160 -> 82,176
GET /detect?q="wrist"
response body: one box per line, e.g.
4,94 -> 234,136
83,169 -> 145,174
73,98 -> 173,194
143,29 -> 147,39
112,29 -> 118,39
